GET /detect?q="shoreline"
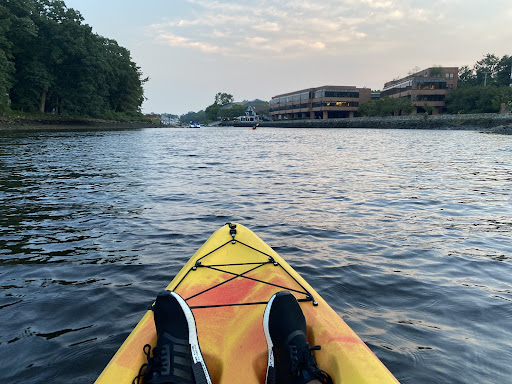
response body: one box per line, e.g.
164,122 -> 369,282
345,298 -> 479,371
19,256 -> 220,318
0,116 -> 163,131
228,113 -> 512,132
2,113 -> 512,133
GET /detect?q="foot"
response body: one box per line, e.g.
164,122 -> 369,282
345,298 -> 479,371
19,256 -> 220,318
135,290 -> 211,384
263,291 -> 333,384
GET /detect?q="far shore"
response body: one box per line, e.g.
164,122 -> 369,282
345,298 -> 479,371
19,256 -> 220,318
229,113 -> 512,133
2,113 -> 512,134
0,115 -> 163,131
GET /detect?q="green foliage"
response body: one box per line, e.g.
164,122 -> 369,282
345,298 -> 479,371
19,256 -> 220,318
422,103 -> 434,117
1,0 -> 146,118
445,85 -> 512,114
458,53 -> 512,87
358,97 -> 415,116
0,5 -> 15,114
180,110 -> 207,124
218,104 -> 246,119
449,53 -> 512,114
205,103 -> 220,121
214,92 -> 234,106
203,92 -> 236,121
430,66 -> 443,77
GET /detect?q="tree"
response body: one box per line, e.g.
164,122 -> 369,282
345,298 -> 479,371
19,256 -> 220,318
358,97 -> 414,116
0,4 -> 15,113
4,0 -> 147,117
205,103 -> 220,121
495,55 -> 512,87
422,103 -> 434,116
218,104 -> 246,120
445,85 -> 512,114
214,92 -> 234,106
474,53 -> 500,85
458,65 -> 476,87
459,53 -> 512,88
204,92 -> 235,121
180,110 -> 207,124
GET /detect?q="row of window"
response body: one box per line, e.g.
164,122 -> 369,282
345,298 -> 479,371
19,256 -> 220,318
423,71 -> 455,79
313,101 -> 359,108
270,92 -> 310,105
382,83 -> 450,96
314,90 -> 360,98
269,103 -> 308,112
270,101 -> 359,112
270,89 -> 360,105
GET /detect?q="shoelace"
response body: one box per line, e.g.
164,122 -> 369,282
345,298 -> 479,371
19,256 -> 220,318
132,344 -> 152,384
289,344 -> 333,384
132,344 -> 171,384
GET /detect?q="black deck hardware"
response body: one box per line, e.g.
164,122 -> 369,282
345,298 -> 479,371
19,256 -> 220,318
228,223 -> 237,243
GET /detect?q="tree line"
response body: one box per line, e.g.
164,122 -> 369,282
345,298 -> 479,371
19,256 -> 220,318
0,0 -> 147,118
358,54 -> 512,116
446,53 -> 512,114
180,92 -> 269,124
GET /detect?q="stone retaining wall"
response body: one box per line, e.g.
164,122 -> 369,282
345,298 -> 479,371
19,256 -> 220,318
228,113 -> 512,130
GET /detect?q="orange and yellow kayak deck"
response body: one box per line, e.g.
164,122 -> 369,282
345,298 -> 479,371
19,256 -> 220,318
95,223 -> 399,384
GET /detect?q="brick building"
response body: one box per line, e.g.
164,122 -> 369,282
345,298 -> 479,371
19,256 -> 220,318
269,86 -> 371,120
381,67 -> 458,114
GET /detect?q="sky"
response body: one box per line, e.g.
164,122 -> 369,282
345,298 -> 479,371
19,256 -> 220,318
64,0 -> 512,115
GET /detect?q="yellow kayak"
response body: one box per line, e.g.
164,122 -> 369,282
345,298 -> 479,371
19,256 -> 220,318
95,223 -> 399,384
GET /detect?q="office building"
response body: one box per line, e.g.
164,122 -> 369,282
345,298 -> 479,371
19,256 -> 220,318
269,86 -> 371,120
381,67 -> 458,114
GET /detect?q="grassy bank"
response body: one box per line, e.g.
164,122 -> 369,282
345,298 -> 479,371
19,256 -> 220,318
0,112 -> 162,130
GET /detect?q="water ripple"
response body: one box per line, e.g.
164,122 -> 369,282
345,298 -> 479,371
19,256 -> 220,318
0,127 -> 511,384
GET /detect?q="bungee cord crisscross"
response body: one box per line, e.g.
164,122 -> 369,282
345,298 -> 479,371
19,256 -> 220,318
172,223 -> 317,309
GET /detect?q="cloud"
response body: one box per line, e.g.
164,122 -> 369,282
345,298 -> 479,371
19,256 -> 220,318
253,22 -> 280,32
158,33 -> 222,53
361,0 -> 394,9
145,0 -> 444,60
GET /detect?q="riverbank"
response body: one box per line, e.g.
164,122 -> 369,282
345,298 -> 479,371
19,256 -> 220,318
0,115 -> 163,130
229,113 -> 512,131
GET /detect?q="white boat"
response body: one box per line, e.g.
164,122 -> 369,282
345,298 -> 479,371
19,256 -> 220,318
189,121 -> 201,128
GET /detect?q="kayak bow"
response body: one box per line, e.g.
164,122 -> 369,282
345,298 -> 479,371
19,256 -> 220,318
95,223 -> 399,384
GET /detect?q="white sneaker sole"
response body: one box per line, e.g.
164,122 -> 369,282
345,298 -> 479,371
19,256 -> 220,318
263,293 -> 277,384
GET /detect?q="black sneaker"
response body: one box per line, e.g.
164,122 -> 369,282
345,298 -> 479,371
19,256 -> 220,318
134,290 -> 212,384
263,291 -> 333,384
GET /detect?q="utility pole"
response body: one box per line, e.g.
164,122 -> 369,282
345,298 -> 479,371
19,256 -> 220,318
483,71 -> 491,86
509,65 -> 512,87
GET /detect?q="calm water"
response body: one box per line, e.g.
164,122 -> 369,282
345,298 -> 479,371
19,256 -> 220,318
1,127 -> 511,384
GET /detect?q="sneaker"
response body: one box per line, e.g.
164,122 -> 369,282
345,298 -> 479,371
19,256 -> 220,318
134,290 -> 212,384
263,291 -> 333,384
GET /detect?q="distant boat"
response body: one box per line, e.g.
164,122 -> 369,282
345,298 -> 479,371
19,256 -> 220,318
189,122 -> 201,128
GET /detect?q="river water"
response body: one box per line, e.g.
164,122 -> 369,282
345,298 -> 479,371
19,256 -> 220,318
0,127 -> 511,384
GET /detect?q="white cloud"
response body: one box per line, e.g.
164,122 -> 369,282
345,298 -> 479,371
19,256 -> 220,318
252,22 -> 281,32
158,33 -> 222,53
363,0 -> 394,9
387,10 -> 404,19
144,0 -> 461,60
